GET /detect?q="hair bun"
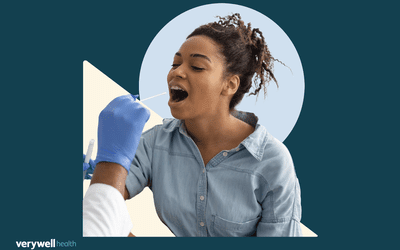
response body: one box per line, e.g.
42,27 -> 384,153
188,13 -> 279,109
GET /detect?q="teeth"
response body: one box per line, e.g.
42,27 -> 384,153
170,86 -> 184,91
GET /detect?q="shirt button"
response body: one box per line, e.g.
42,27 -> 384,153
200,222 -> 205,227
200,196 -> 205,201
236,147 -> 240,152
203,169 -> 205,173
223,152 -> 228,157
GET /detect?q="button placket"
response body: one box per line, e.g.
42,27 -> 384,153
196,164 -> 208,236
182,128 -> 209,236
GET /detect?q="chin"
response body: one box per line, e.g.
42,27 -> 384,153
169,108 -> 186,120
169,105 -> 196,121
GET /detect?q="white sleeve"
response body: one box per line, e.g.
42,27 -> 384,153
83,183 -> 133,237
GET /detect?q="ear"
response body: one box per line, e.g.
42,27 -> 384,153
221,75 -> 240,96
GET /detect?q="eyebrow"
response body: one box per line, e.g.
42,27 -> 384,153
175,52 -> 212,63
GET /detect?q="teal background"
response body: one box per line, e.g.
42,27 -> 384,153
2,0 -> 398,249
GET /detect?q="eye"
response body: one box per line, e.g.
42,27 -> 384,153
171,64 -> 180,69
191,66 -> 204,71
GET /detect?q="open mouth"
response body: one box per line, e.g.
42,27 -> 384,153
170,86 -> 188,102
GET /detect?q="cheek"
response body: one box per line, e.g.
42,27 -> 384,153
206,75 -> 224,93
194,80 -> 221,101
167,69 -> 173,82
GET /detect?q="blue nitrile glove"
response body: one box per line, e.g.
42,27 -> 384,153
83,154 -> 96,179
94,94 -> 150,172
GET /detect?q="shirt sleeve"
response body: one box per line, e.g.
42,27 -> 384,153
256,140 -> 303,237
83,183 -> 133,237
125,126 -> 159,199
256,177 -> 302,236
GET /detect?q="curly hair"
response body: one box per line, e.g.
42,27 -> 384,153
187,13 -> 279,110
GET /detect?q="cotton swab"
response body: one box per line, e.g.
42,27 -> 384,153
139,92 -> 167,102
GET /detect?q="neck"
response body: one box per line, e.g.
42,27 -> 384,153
184,111 -> 241,148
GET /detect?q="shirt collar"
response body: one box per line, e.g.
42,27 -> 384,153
240,124 -> 269,161
162,111 -> 269,161
162,118 -> 189,137
162,118 -> 182,133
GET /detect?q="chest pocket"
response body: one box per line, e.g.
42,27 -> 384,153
211,215 -> 260,237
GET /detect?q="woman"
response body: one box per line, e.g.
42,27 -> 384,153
123,13 -> 302,237
87,13 -> 302,237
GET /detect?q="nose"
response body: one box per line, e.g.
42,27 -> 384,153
171,65 -> 187,79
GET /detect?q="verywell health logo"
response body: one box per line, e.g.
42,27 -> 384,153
16,239 -> 76,249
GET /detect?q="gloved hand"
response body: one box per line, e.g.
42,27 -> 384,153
94,94 -> 150,172
83,154 -> 96,179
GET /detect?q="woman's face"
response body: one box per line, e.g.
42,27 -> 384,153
167,35 -> 229,120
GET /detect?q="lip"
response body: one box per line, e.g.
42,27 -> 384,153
168,81 -> 188,93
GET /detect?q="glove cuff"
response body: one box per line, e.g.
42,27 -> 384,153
94,153 -> 132,172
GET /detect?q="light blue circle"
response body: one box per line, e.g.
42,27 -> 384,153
139,3 -> 304,142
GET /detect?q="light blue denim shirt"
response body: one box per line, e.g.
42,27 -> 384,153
126,112 -> 302,237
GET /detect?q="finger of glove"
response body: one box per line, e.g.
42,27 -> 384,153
83,162 -> 90,171
83,154 -> 95,170
84,173 -> 92,180
101,94 -> 137,114
99,95 -> 150,125
89,158 -> 95,168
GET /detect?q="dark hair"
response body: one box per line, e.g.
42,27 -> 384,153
187,13 -> 279,110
